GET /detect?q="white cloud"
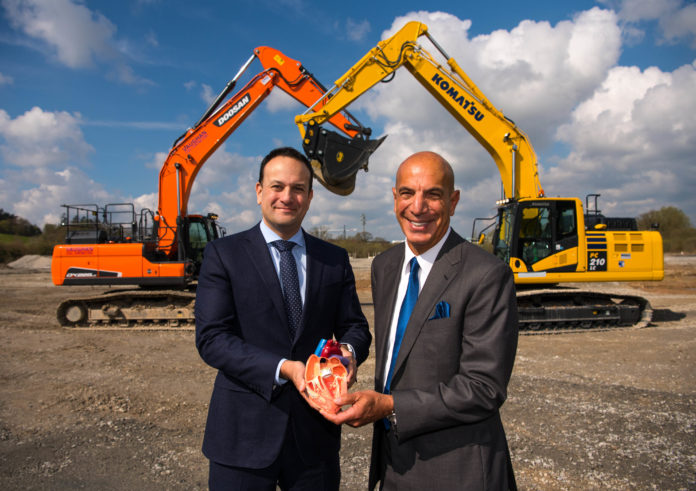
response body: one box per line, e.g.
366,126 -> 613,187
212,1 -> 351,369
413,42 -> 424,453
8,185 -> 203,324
132,192 -> 157,213
365,8 -> 621,148
145,30 -> 158,48
186,147 -> 261,232
613,0 -> 681,22
548,60 -> 696,217
2,0 -> 116,68
12,167 -> 113,226
659,3 -> 696,46
609,0 -> 696,47
265,89 -> 303,113
0,106 -> 93,167
0,106 -> 112,225
201,83 -> 216,105
346,18 -> 371,42
144,151 -> 167,170
1,0 -> 153,85
0,72 -> 14,85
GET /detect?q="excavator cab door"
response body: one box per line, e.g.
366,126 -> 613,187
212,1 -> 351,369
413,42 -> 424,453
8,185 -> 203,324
302,123 -> 386,195
518,206 -> 553,267
183,215 -> 220,275
513,200 -> 579,271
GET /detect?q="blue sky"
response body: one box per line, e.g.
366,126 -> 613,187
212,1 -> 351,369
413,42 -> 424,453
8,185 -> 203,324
1,0 -> 695,240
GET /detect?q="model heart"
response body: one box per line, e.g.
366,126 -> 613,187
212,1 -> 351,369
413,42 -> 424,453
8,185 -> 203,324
304,354 -> 348,414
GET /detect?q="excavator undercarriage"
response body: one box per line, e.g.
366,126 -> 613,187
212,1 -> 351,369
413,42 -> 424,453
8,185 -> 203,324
56,285 -> 652,333
516,288 -> 652,334
57,289 -> 197,330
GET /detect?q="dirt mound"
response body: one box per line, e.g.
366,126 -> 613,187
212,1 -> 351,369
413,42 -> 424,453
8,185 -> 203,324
7,255 -> 52,270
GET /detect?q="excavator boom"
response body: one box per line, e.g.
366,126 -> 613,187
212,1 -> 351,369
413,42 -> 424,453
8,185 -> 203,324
295,21 -> 543,200
157,46 -> 376,257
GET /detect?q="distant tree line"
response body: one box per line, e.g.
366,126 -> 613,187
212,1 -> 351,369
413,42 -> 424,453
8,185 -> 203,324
0,209 -> 41,236
638,206 -> 696,253
1,206 -> 694,265
0,210 -> 63,263
309,226 -> 393,258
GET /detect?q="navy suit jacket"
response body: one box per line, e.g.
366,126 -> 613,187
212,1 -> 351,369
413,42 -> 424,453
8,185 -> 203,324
195,223 -> 371,469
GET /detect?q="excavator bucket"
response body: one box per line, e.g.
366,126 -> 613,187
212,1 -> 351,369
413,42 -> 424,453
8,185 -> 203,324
302,124 -> 386,195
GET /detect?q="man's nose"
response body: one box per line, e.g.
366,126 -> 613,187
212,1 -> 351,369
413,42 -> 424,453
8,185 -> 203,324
411,192 -> 427,213
279,187 -> 294,202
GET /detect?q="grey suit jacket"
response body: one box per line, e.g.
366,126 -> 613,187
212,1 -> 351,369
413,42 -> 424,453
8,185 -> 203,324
369,230 -> 518,490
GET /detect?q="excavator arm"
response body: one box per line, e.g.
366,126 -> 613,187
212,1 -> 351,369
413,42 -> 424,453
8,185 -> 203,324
296,21 -> 544,200
156,46 -> 382,257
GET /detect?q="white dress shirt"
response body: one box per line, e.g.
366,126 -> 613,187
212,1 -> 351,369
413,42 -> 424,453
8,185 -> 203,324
259,220 -> 307,304
259,220 -> 307,384
382,228 -> 452,390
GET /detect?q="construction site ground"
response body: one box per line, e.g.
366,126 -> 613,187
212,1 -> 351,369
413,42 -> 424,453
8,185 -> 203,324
0,254 -> 694,490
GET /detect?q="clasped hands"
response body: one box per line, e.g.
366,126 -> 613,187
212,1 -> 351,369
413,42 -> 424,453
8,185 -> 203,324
280,348 -> 392,428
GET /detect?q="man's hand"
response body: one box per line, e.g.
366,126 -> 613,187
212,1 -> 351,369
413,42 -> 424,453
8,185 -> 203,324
340,345 -> 358,388
321,390 -> 393,428
279,359 -> 306,393
280,359 -> 327,412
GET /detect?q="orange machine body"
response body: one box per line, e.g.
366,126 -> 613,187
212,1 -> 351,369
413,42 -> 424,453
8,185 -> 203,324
52,47 -> 363,288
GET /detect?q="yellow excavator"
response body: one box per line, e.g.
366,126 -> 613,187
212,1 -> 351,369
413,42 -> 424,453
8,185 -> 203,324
296,21 -> 664,331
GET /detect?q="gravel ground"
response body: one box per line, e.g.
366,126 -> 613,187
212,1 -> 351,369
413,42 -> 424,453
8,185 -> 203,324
0,255 -> 694,490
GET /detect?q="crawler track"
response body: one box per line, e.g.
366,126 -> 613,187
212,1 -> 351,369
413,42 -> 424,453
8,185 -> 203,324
56,287 -> 652,334
57,289 -> 196,330
516,288 -> 652,335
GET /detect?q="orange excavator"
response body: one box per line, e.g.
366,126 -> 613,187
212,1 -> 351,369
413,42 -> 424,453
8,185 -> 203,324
51,46 -> 383,328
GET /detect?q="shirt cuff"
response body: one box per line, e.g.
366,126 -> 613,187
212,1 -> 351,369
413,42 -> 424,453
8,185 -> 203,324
340,343 -> 356,358
275,358 -> 289,386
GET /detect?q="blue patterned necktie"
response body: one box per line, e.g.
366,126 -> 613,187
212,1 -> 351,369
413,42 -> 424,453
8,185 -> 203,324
384,257 -> 420,394
271,240 -> 302,339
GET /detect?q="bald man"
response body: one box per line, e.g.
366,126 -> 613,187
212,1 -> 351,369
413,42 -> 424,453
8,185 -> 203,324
323,151 -> 518,490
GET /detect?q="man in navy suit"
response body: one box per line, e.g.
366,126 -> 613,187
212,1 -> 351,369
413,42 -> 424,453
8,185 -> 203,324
195,147 -> 371,490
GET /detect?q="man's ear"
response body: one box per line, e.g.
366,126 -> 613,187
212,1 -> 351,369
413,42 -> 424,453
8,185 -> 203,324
255,182 -> 263,205
449,189 -> 460,216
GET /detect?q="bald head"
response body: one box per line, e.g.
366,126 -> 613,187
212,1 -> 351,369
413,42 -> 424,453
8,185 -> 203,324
396,151 -> 455,193
393,151 -> 460,255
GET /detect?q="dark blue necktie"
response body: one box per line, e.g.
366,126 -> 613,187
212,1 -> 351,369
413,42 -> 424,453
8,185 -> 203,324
384,257 -> 420,394
271,240 -> 302,339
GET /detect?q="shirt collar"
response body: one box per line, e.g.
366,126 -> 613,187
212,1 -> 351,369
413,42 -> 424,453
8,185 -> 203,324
259,220 -> 305,248
403,227 -> 451,274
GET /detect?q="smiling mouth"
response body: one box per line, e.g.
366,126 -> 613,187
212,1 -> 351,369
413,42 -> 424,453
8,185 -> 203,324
407,219 -> 430,229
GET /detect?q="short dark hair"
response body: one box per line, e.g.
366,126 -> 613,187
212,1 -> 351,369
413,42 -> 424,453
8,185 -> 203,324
258,147 -> 314,191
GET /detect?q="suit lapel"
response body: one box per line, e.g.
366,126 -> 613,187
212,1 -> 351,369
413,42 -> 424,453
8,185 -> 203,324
300,232 -> 321,344
374,244 -> 405,386
243,225 -> 289,340
392,232 -> 465,381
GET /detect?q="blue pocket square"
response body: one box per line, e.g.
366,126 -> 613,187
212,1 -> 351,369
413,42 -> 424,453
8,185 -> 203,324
429,301 -> 450,320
